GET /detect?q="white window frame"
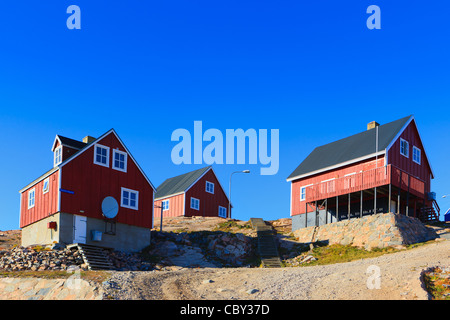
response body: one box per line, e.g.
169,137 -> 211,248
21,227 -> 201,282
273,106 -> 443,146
28,188 -> 35,209
205,181 -> 214,194
162,199 -> 170,211
413,146 -> 421,165
300,184 -> 313,202
400,138 -> 409,158
190,197 -> 200,211
54,146 -> 62,167
120,187 -> 139,210
218,206 -> 227,218
112,149 -> 128,173
93,144 -> 110,167
43,178 -> 50,194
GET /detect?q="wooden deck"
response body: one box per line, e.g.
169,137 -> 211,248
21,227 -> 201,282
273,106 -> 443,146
305,164 -> 425,203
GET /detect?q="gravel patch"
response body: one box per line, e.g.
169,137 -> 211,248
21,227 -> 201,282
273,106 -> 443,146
102,239 -> 450,300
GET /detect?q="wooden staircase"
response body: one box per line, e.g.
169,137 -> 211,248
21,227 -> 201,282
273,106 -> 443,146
68,243 -> 114,270
419,200 -> 440,223
250,218 -> 282,268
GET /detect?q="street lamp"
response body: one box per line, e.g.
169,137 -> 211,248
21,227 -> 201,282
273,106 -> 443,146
228,170 -> 250,219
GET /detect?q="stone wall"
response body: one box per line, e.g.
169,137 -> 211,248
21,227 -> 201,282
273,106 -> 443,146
293,212 -> 438,250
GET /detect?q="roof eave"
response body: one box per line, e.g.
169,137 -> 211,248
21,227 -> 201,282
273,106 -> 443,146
286,150 -> 386,182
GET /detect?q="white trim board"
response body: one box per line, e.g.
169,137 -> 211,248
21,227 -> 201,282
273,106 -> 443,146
286,151 -> 386,182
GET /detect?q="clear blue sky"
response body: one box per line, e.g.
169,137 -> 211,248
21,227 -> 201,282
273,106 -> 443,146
1,1 -> 450,230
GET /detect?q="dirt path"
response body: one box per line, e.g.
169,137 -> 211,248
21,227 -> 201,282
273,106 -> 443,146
104,239 -> 450,300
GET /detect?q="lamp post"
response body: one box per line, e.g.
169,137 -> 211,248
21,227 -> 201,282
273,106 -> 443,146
154,204 -> 163,231
228,170 -> 250,219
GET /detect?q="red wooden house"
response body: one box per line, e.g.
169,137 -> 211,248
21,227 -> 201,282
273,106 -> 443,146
154,166 -> 231,221
19,129 -> 155,251
287,115 -> 439,231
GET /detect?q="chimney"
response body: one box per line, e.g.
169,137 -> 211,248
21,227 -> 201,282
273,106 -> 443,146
83,136 -> 96,144
367,121 -> 380,131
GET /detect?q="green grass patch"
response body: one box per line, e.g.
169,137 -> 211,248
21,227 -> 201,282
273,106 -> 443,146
309,244 -> 399,266
213,220 -> 252,232
422,267 -> 450,300
284,243 -> 400,267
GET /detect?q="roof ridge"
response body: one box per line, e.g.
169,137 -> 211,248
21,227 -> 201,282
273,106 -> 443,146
286,115 -> 413,181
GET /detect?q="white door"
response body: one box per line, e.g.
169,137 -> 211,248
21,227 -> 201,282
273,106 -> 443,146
390,200 -> 397,214
73,215 -> 87,244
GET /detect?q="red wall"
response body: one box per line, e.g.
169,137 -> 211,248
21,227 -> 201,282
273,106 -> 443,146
291,158 -> 384,216
291,120 -> 433,217
154,193 -> 185,219
184,169 -> 230,218
20,170 -> 59,228
387,120 -> 432,194
54,140 -> 80,162
60,132 -> 154,228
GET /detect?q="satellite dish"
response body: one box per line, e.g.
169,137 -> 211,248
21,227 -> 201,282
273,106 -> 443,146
102,196 -> 119,219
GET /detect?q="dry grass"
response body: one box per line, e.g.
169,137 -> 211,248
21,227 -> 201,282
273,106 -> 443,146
0,270 -> 110,283
422,267 -> 450,300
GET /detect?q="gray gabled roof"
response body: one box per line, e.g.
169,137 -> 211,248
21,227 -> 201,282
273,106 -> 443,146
57,135 -> 87,150
287,115 -> 413,181
155,166 -> 212,200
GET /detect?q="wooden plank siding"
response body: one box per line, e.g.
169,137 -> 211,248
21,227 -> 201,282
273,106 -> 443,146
291,119 -> 433,218
304,165 -> 391,202
387,120 -> 432,195
291,158 -> 385,215
20,170 -> 59,228
185,169 -> 230,218
154,193 -> 185,219
60,132 -> 154,228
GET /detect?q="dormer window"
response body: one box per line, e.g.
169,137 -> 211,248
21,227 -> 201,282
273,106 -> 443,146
54,146 -> 62,166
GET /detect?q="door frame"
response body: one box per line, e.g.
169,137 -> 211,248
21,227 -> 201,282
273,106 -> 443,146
73,214 -> 87,244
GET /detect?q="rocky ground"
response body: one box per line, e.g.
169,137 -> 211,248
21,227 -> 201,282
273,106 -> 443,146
1,218 -> 449,300
102,239 -> 450,300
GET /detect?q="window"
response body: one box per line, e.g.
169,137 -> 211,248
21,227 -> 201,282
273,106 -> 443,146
94,144 -> 110,167
43,178 -> 49,194
413,146 -> 421,165
400,138 -> 409,158
121,187 -> 139,210
28,188 -> 35,209
190,197 -> 200,210
54,146 -> 62,166
162,199 -> 170,211
205,181 -> 214,194
112,149 -> 127,172
218,206 -> 227,218
300,187 -> 306,201
300,184 -> 313,201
